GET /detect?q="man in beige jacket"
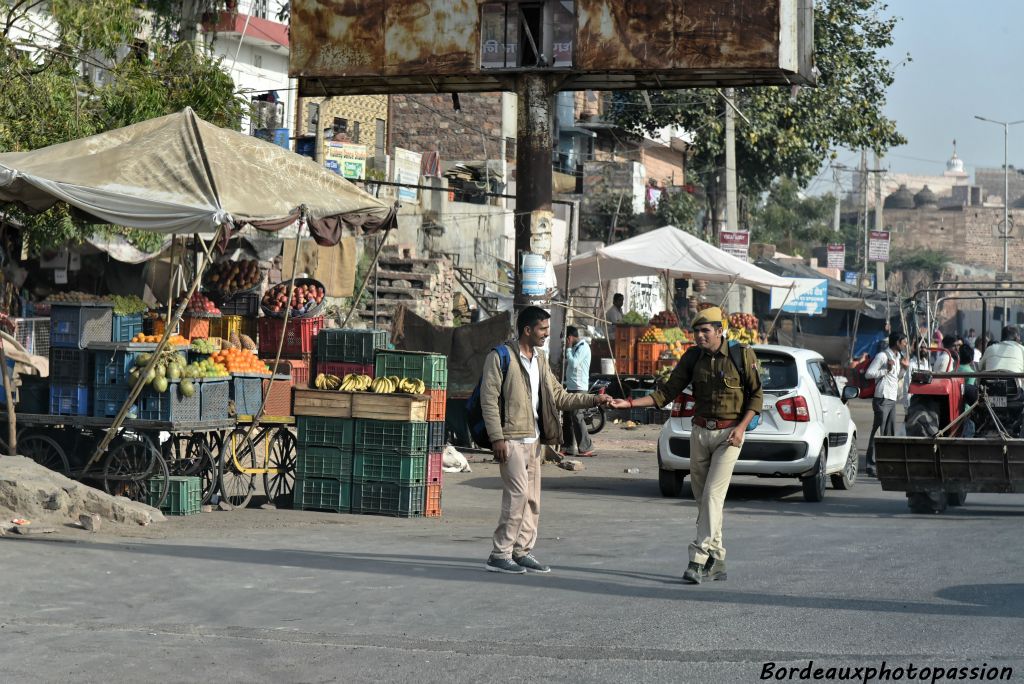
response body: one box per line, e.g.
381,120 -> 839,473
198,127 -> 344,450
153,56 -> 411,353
482,306 -> 611,574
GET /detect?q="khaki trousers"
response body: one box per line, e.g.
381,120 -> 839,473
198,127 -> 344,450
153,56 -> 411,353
688,425 -> 742,564
491,441 -> 542,560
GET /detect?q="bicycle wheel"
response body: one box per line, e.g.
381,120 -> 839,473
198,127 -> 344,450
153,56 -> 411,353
263,428 -> 296,508
219,428 -> 257,508
19,431 -> 70,474
103,436 -> 169,507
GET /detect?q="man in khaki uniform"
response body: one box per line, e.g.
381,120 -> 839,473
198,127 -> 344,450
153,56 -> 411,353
618,306 -> 763,584
480,306 -> 612,574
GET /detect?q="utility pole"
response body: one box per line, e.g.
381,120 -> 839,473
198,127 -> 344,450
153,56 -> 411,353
860,149 -> 870,289
874,151 -> 885,292
832,165 -> 842,233
724,87 -> 739,234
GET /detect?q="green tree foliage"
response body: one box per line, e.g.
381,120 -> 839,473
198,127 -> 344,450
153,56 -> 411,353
750,177 -> 835,256
607,0 -> 907,222
655,188 -> 701,235
0,0 -> 247,254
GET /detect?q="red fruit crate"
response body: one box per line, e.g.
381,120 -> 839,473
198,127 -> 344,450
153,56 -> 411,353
424,484 -> 442,518
180,315 -> 212,340
636,342 -> 668,362
427,388 -> 446,421
636,358 -> 673,376
317,361 -> 373,382
260,355 -> 311,388
261,374 -> 293,417
258,316 -> 323,358
427,450 -> 443,485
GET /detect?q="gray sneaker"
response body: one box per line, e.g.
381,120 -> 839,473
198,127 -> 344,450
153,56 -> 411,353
485,556 -> 527,574
514,553 -> 551,573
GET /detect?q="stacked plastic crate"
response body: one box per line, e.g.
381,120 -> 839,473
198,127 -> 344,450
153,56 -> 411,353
48,302 -> 113,416
374,350 -> 447,518
315,328 -> 388,382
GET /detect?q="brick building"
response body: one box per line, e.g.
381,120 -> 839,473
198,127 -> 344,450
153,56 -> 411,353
389,93 -> 515,162
295,95 -> 389,173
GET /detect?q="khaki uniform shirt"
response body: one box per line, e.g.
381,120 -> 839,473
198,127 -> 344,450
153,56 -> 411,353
649,343 -> 764,420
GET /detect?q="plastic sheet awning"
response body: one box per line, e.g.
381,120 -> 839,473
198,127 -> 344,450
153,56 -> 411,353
0,107 -> 395,244
555,226 -> 798,292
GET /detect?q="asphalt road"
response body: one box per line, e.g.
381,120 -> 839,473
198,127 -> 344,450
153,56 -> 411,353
3,398 -> 1023,683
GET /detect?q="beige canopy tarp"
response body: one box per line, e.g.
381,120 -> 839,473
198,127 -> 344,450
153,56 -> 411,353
0,107 -> 395,243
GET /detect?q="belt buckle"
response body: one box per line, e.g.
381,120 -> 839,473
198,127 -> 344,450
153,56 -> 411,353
705,419 -> 717,430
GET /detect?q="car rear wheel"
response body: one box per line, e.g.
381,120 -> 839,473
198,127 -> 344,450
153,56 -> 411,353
830,435 -> 857,490
801,447 -> 827,502
658,468 -> 685,497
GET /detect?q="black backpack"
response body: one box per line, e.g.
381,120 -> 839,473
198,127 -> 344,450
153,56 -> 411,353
465,344 -> 512,448
676,341 -> 760,431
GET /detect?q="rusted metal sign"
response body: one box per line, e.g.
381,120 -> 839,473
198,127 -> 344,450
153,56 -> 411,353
290,0 -> 814,96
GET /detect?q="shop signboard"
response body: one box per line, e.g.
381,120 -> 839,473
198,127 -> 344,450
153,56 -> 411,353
393,147 -> 422,201
719,230 -> 750,262
826,243 -> 846,270
868,230 -> 890,262
770,278 -> 828,316
325,142 -> 367,180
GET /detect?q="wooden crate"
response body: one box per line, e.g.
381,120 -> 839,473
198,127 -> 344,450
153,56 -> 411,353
351,392 -> 429,421
292,388 -> 353,418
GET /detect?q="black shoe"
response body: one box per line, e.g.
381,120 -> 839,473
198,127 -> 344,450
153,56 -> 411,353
514,553 -> 551,573
703,557 -> 727,581
485,556 -> 526,574
682,561 -> 704,584
865,465 -> 877,478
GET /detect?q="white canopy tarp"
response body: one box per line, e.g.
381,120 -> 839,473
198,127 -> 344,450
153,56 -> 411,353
0,107 -> 395,242
556,226 -> 798,292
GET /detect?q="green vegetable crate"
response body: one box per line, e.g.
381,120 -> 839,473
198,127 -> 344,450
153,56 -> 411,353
148,475 -> 201,515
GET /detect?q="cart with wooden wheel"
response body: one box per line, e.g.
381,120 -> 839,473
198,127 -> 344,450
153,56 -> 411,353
7,412 -> 234,509
218,415 -> 296,509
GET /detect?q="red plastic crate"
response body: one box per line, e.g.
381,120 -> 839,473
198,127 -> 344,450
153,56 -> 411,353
180,315 -> 212,340
258,316 -> 323,358
636,342 -> 669,362
427,388 -> 446,421
261,355 -> 311,388
261,375 -> 293,417
427,450 -> 443,485
424,484 -> 442,518
317,361 -> 373,383
636,358 -> 673,376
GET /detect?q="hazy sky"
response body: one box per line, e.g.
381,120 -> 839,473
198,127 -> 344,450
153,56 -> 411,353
842,1 -> 1024,183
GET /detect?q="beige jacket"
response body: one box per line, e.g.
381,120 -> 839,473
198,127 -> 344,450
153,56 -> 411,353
481,342 -> 599,445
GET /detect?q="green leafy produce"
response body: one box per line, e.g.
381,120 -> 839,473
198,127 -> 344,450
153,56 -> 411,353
111,295 -> 148,316
620,310 -> 649,326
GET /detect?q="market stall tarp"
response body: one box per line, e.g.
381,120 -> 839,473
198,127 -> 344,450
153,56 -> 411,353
555,226 -> 798,292
0,108 -> 395,243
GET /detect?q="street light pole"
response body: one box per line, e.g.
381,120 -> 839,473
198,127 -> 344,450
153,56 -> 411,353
975,115 -> 1024,322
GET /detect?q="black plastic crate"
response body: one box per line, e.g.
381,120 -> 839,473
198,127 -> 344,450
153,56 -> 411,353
112,313 -> 144,342
428,421 -> 446,451
17,375 -> 49,414
50,383 -> 90,416
217,291 -> 260,317
136,381 -> 200,422
49,348 -> 91,384
50,303 -> 113,349
200,378 -> 230,421
293,475 -> 352,512
351,481 -> 425,517
93,385 -> 136,418
317,328 -> 389,364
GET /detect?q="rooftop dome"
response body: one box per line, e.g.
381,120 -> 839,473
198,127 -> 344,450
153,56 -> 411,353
946,140 -> 965,174
914,185 -> 938,208
884,184 -> 915,210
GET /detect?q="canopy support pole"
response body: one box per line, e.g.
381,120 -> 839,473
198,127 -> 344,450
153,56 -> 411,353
765,285 -> 795,341
83,222 -> 226,474
0,336 -> 15,456
559,200 -> 578,383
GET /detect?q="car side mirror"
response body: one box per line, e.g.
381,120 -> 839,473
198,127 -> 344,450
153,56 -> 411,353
841,385 -> 859,403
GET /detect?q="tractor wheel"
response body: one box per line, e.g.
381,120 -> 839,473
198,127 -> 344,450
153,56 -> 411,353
905,398 -> 940,437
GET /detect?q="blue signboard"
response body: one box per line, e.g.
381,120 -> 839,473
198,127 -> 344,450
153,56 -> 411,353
253,128 -> 290,150
770,278 -> 828,316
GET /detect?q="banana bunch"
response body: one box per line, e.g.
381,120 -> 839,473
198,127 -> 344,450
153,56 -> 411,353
314,373 -> 342,390
371,376 -> 398,393
340,373 -> 373,391
397,377 -> 426,395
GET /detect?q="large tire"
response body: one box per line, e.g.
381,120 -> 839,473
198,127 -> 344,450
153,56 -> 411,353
908,490 -> 947,514
831,435 -> 857,490
905,398 -> 940,437
801,447 -> 827,502
947,491 -> 967,506
658,468 -> 685,497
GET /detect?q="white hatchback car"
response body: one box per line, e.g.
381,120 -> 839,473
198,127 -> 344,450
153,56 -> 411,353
656,345 -> 860,502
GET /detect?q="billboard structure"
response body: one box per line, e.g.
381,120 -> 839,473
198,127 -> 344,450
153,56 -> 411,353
290,0 -> 815,306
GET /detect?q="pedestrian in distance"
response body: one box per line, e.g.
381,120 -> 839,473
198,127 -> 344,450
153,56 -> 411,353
480,306 -> 612,575
613,306 -> 763,585
605,292 -> 624,339
561,325 -> 594,457
864,332 -> 909,478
